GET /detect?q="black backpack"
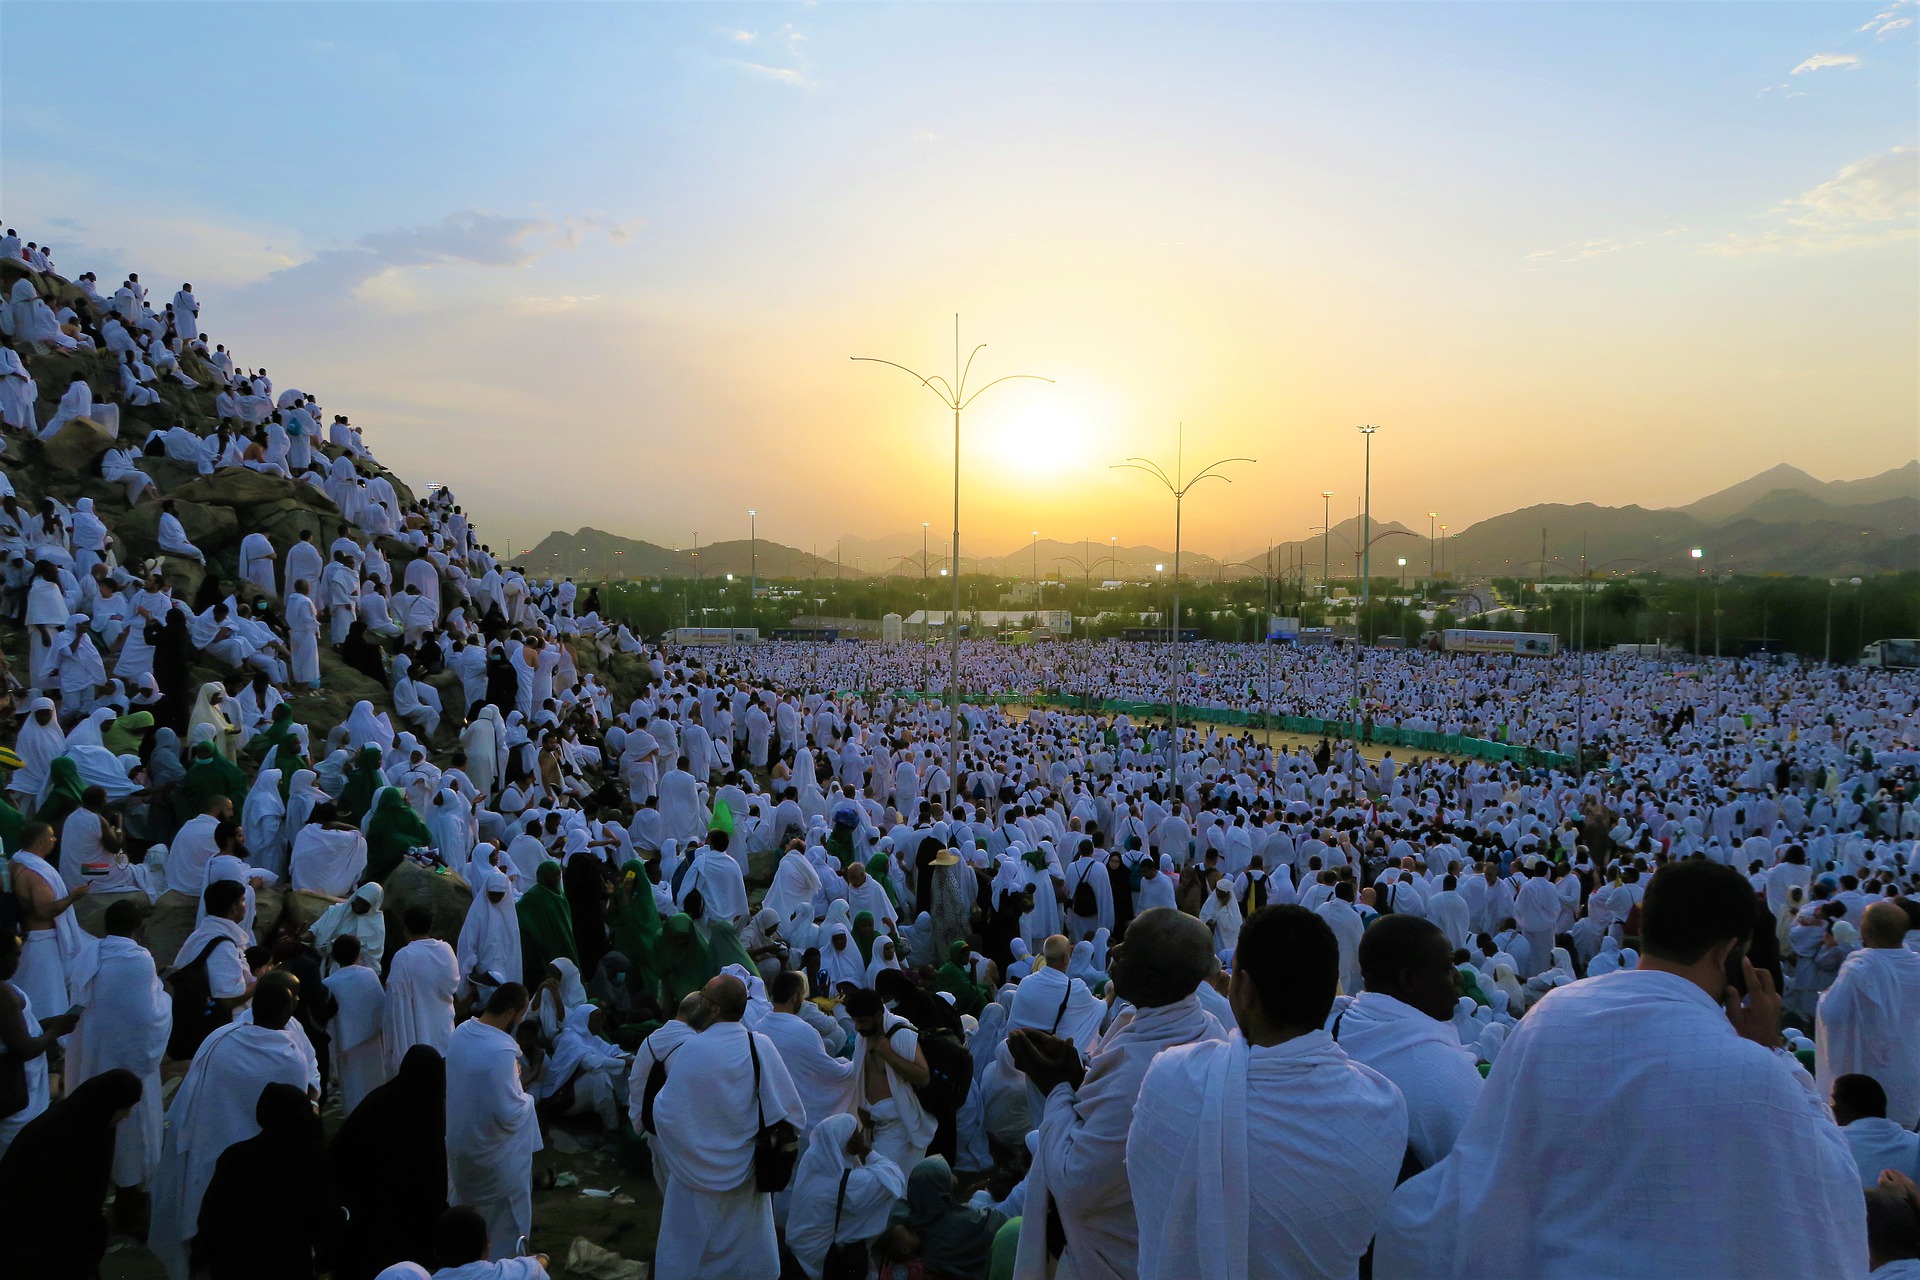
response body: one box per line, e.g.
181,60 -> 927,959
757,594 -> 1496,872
1069,868 -> 1099,919
639,1038 -> 684,1135
166,936 -> 234,1062
890,1020 -> 972,1116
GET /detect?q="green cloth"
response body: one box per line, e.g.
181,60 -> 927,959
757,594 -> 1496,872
337,744 -> 386,825
708,796 -> 734,836
932,941 -> 989,1017
364,786 -> 433,883
36,757 -> 86,828
242,705 -> 298,766
608,859 -> 662,1003
825,826 -> 856,868
864,855 -> 901,911
852,910 -> 878,966
516,860 -> 578,987
988,1217 -> 1022,1280
101,710 -> 153,757
0,794 -> 22,854
656,912 -> 714,1007
698,915 -> 756,975
175,744 -> 246,819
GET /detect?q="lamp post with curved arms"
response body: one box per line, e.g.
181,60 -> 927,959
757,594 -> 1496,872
1314,520 -> 1415,733
1112,424 -> 1255,776
854,319 -> 1052,808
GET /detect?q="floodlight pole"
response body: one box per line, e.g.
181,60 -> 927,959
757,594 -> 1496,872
854,318 -> 1052,809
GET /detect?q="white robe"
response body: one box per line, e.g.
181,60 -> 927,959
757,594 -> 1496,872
1129,1030 -> 1407,1280
1015,993 -> 1225,1280
146,1023 -> 310,1280
653,1020 -> 806,1280
1008,964 -> 1106,1052
446,1017 -> 543,1262
1376,969 -> 1869,1280
381,938 -> 459,1074
1327,991 -> 1483,1168
760,1009 -> 859,1141
69,934 -> 172,1187
1817,945 -> 1920,1130
324,963 -> 388,1115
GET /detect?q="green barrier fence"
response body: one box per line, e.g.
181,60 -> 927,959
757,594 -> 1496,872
850,689 -> 1576,770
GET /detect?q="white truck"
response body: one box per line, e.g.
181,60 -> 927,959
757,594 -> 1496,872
1858,639 -> 1919,670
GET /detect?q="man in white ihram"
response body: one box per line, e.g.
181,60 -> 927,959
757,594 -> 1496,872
446,981 -> 543,1263
652,972 -> 805,1280
1128,903 -> 1407,1278
1375,859 -> 1869,1279
1008,906 -> 1225,1280
1818,899 -> 1920,1130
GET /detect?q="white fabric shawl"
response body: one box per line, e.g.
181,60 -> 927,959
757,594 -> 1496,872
1327,990 -> 1484,1167
1817,945 -> 1920,1129
1376,969 -> 1869,1280
784,1112 -> 907,1280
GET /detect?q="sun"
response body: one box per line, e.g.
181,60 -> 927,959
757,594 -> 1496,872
978,403 -> 1090,479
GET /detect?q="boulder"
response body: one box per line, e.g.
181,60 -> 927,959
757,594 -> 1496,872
142,890 -> 200,964
173,469 -> 337,515
41,414 -> 117,473
119,496 -> 239,561
382,859 -> 473,948
284,890 -> 344,938
250,497 -> 346,557
153,554 -> 206,600
73,889 -> 155,939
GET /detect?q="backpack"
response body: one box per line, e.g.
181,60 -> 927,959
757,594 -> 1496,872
1069,868 -> 1098,919
890,1020 -> 972,1116
639,1038 -> 684,1136
166,936 -> 234,1062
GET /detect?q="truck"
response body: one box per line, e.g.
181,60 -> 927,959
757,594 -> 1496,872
1441,628 -> 1559,657
1859,638 -> 1920,670
669,626 -> 759,646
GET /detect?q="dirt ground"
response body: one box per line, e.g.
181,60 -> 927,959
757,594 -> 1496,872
99,1092 -> 662,1279
1004,703 -> 1465,768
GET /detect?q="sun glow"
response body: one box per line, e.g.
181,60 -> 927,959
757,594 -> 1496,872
978,403 -> 1092,479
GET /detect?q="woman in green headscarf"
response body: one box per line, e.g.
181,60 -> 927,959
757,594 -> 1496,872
693,901 -> 757,976
100,710 -> 153,757
364,786 -> 433,883
932,940 -> 989,1017
336,744 -> 385,824
242,704 -> 298,766
656,912 -> 714,1007
864,854 -> 902,913
35,756 -> 86,828
607,859 -> 663,1001
174,741 -> 246,819
851,910 -> 879,967
515,860 -> 578,988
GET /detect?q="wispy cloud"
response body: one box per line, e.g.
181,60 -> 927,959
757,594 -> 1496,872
1791,52 -> 1862,74
252,211 -> 635,300
718,21 -> 813,89
1859,0 -> 1915,36
1705,146 -> 1919,256
729,60 -> 816,89
1520,227 -> 1686,267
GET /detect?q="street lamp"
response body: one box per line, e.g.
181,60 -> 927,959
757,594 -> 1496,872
921,522 -> 930,580
748,508 -> 757,630
1031,530 -> 1041,613
1689,548 -> 1704,656
1439,524 -> 1448,580
1321,491 -> 1334,589
855,317 -> 1052,808
1397,556 -> 1407,590
1427,511 -> 1437,590
1113,424 -> 1255,776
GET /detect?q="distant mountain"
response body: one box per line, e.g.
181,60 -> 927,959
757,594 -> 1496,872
516,461 -> 1917,582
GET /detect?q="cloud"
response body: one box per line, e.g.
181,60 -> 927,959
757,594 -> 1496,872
516,294 -> 604,315
730,29 -> 756,42
1790,53 -> 1862,74
1705,146 -> 1919,255
1859,0 -> 1915,35
728,60 -> 815,89
1520,225 -> 1687,267
252,211 -> 633,300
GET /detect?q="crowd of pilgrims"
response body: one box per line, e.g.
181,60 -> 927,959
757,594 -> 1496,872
0,229 -> 1916,1279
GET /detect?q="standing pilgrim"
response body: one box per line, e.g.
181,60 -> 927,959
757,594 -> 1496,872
652,973 -> 806,1280
1128,905 -> 1409,1280
69,900 -> 173,1198
1008,907 -> 1226,1280
445,982 -> 542,1263
1817,900 -> 1920,1130
384,907 -> 460,1072
147,974 -> 310,1280
1375,860 -> 1869,1279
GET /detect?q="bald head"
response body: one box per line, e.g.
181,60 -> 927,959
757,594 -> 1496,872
675,991 -> 715,1030
702,974 -> 748,1023
253,970 -> 299,1030
1111,907 -> 1216,1008
1862,900 -> 1910,949
1042,934 -> 1072,970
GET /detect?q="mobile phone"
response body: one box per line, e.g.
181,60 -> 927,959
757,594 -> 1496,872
1723,947 -> 1748,997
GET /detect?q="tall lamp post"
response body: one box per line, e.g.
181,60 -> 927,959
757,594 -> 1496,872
921,522 -> 930,580
1689,547 -> 1704,656
854,318 -> 1051,808
747,509 -> 757,631
1427,511 -> 1437,590
1032,530 -> 1041,615
1321,491 -> 1334,590
1113,424 -> 1255,777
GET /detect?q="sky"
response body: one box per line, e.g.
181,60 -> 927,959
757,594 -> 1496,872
3,1 -> 1915,560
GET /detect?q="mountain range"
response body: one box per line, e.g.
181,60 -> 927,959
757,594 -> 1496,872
514,460 -> 1918,581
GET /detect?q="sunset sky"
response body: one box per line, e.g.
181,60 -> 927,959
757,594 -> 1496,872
4,2 -> 1914,558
